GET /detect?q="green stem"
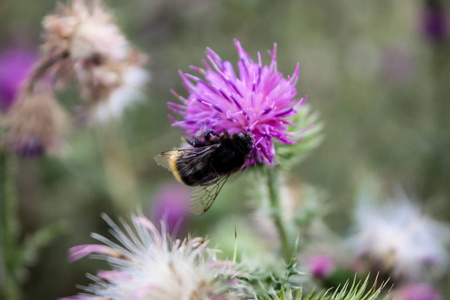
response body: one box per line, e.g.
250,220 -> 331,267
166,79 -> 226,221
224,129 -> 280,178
266,167 -> 291,261
0,150 -> 19,300
94,121 -> 140,214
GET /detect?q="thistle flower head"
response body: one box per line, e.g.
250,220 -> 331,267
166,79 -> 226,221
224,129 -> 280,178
350,195 -> 450,281
307,255 -> 335,280
393,284 -> 442,300
60,214 -> 241,300
170,39 -> 305,165
25,0 -> 149,124
75,54 -> 149,123
1,1 -> 149,157
1,87 -> 69,157
43,0 -> 127,61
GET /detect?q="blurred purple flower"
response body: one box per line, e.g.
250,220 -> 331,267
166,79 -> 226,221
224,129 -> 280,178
151,183 -> 191,235
423,0 -> 447,42
169,39 -> 305,165
0,47 -> 37,110
394,284 -> 441,300
307,255 -> 335,279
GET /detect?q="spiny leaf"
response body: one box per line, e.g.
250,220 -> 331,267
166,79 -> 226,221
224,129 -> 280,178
262,274 -> 389,300
275,104 -> 324,169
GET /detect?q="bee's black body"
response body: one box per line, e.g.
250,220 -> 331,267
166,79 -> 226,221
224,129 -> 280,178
177,131 -> 253,186
154,130 -> 254,214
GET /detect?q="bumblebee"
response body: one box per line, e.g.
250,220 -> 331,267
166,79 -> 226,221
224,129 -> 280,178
154,131 -> 254,215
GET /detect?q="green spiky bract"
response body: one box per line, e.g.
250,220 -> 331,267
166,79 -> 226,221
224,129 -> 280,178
255,274 -> 390,300
275,104 -> 324,170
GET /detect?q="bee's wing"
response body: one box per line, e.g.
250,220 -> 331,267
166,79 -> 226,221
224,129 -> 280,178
154,146 -> 220,175
154,150 -> 179,172
190,175 -> 230,215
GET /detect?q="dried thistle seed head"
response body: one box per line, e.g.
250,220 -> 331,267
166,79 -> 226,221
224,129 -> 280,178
74,49 -> 149,123
43,0 -> 127,61
1,88 -> 69,157
40,0 -> 150,124
0,0 -> 149,158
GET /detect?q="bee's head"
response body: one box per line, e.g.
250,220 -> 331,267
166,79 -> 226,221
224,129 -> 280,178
232,132 -> 254,154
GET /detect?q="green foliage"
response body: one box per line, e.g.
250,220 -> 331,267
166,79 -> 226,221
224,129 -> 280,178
235,245 -> 389,300
235,250 -> 303,298
259,275 -> 389,300
1,0 -> 449,298
293,183 -> 326,229
275,104 -> 324,170
20,221 -> 66,270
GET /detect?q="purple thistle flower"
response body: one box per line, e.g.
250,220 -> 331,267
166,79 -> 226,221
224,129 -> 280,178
307,255 -> 335,280
169,39 -> 305,165
0,47 -> 37,111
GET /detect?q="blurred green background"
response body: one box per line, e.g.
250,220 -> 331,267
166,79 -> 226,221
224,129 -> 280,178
1,0 -> 450,299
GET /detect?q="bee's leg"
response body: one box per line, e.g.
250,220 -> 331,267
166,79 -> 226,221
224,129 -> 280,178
204,130 -> 219,142
186,136 -> 206,147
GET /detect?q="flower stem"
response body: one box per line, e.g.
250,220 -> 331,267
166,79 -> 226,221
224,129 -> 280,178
0,150 -> 19,300
94,121 -> 140,213
266,167 -> 291,261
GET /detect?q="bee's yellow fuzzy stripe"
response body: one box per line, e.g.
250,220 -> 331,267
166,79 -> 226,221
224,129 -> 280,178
169,153 -> 183,183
